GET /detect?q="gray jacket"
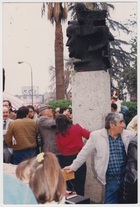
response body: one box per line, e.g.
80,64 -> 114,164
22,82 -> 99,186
70,128 -> 136,185
37,116 -> 60,155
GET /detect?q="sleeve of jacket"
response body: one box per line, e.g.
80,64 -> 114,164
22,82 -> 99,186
39,117 -> 56,129
77,124 -> 90,139
123,138 -> 137,203
70,132 -> 95,171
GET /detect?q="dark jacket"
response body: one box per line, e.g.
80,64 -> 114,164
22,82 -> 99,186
123,136 -> 137,203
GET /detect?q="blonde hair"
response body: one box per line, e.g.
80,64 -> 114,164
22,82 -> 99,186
16,152 -> 66,204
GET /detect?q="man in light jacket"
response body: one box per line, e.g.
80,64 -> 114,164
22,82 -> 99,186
64,112 -> 136,204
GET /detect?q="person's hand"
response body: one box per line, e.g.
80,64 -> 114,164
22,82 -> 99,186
63,166 -> 73,173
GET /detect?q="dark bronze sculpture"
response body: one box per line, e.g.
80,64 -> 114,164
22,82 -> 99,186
66,3 -> 114,72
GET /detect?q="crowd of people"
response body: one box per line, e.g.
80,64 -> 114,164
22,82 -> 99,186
3,99 -> 137,204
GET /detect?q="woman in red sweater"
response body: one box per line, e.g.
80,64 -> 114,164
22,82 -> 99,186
56,114 -> 90,196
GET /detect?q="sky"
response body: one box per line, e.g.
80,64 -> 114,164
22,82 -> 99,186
1,1 -> 138,96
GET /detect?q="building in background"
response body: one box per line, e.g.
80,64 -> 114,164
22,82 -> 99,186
16,86 -> 44,105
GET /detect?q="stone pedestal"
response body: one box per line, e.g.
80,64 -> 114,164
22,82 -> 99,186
72,70 -> 111,203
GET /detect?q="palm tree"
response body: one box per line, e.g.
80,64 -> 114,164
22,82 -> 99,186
41,3 -> 67,99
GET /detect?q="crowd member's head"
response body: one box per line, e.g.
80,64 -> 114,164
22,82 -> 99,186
3,100 -> 13,112
111,103 -> 117,112
34,108 -> 40,118
16,157 -> 36,183
3,100 -> 17,120
16,106 -> 29,119
38,105 -> 54,118
60,107 -> 70,115
59,106 -> 72,122
54,107 -> 60,118
27,105 -> 35,119
16,152 -> 66,204
3,106 -> 9,121
105,112 -> 125,134
56,114 -> 72,136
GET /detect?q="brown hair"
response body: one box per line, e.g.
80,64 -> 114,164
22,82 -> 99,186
16,157 -> 37,182
16,152 -> 66,204
56,114 -> 72,136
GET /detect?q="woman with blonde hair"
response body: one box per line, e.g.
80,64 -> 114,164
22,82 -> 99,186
16,152 -> 66,204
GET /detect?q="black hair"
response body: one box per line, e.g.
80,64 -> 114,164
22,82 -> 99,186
3,100 -> 13,112
16,106 -> 29,119
59,107 -> 68,114
3,100 -> 12,107
111,103 -> 117,111
27,105 -> 35,111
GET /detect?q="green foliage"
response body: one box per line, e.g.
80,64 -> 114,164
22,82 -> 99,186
117,38 -> 137,101
48,99 -> 72,112
122,101 -> 137,126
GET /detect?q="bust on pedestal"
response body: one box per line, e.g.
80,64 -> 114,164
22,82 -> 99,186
66,3 -> 114,72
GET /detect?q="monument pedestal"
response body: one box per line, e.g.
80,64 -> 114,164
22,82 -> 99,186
72,70 -> 110,203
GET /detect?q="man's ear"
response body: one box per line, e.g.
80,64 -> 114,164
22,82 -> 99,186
110,123 -> 114,129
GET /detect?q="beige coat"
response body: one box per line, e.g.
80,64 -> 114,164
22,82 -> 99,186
127,115 -> 137,135
70,128 -> 136,185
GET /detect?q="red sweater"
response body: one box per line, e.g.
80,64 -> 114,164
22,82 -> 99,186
56,124 -> 90,156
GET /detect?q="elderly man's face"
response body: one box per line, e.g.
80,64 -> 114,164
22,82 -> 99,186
43,108 -> 53,118
111,119 -> 126,135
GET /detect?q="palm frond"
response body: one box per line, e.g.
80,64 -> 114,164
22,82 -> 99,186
48,3 -> 54,24
62,3 -> 68,20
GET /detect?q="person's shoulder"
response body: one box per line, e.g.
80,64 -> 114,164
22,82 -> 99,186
74,123 -> 83,128
73,124 -> 88,131
7,118 -> 13,125
90,128 -> 106,137
8,118 -> 18,125
25,117 -> 37,124
129,136 -> 137,145
38,116 -> 50,121
3,174 -> 37,204
123,129 -> 136,136
7,118 -> 13,122
91,128 -> 105,133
